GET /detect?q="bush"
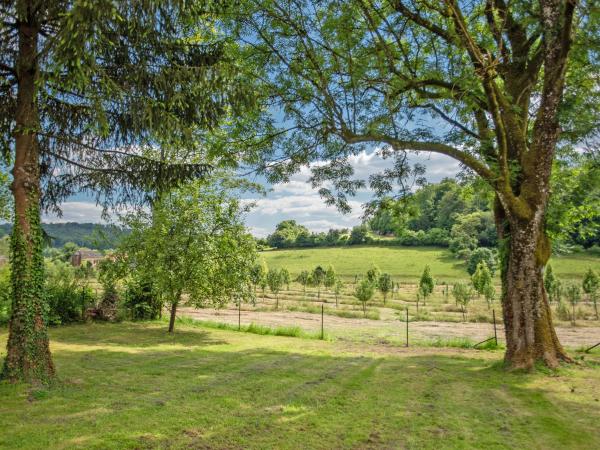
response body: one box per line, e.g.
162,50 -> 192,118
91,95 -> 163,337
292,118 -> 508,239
45,260 -> 95,325
123,277 -> 162,320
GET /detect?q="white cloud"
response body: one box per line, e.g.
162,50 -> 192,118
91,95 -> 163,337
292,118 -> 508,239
43,202 -> 107,223
41,148 -> 462,237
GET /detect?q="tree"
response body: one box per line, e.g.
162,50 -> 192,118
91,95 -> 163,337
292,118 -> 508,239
1,1 -> 257,382
296,270 -> 310,298
419,266 -> 435,305
472,262 -> 493,304
467,248 -> 498,276
453,283 -> 475,322
324,265 -> 337,293
378,273 -> 393,305
311,266 -> 326,301
348,225 -> 369,245
117,180 -> 256,333
544,265 -> 562,303
267,269 -> 284,309
582,269 -> 599,320
365,264 -> 381,287
564,283 -> 581,326
353,279 -> 375,317
333,278 -> 344,308
250,262 -> 268,298
280,268 -> 291,291
244,0 -> 598,369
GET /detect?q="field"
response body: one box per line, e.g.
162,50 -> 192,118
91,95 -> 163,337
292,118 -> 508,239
1,322 -> 600,449
260,245 -> 600,282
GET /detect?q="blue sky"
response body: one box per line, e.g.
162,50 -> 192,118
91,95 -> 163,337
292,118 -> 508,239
42,147 -> 460,237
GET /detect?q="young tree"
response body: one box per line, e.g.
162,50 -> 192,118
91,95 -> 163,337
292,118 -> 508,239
117,180 -> 256,333
472,262 -> 493,300
483,284 -> 496,310
582,268 -> 599,320
0,1 -> 257,382
419,266 -> 435,305
324,265 -> 337,294
453,283 -> 475,322
365,264 -> 381,287
250,262 -> 268,298
244,0 -> 598,368
312,266 -> 326,301
296,270 -> 310,298
564,283 -> 582,326
280,268 -> 291,291
378,273 -> 393,305
267,269 -> 284,309
545,265 -> 563,304
353,279 -> 375,317
333,278 -> 344,308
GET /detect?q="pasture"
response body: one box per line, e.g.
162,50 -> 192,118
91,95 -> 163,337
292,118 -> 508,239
1,322 -> 599,449
260,245 -> 600,282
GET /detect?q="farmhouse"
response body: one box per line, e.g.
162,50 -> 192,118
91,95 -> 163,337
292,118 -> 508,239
71,249 -> 105,267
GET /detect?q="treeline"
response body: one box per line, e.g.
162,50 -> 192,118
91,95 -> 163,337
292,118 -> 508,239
263,170 -> 600,259
0,222 -> 126,250
263,179 -> 497,257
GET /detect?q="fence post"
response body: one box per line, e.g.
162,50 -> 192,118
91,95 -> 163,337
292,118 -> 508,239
238,300 -> 241,331
321,304 -> 324,340
492,309 -> 497,346
405,308 -> 409,347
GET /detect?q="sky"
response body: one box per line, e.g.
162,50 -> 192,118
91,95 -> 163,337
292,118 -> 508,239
42,148 -> 461,237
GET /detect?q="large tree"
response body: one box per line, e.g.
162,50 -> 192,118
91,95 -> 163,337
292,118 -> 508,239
0,0 -> 255,382
117,178 -> 257,333
241,0 -> 598,368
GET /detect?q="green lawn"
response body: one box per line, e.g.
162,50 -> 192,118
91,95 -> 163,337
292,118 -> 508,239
261,245 -> 600,282
1,322 -> 599,449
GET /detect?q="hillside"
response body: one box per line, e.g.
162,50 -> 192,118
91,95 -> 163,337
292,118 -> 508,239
260,245 -> 600,282
0,222 -> 126,250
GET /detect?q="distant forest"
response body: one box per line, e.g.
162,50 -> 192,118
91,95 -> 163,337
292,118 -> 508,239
0,223 -> 126,250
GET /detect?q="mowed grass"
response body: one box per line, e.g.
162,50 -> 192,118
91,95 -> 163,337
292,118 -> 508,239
261,245 -> 600,281
1,322 -> 600,449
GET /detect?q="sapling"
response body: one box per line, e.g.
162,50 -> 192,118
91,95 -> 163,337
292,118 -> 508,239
354,278 -> 375,317
324,265 -> 337,295
280,268 -> 291,291
564,283 -> 581,326
471,261 -> 492,302
312,266 -> 326,301
378,273 -> 393,305
296,270 -> 310,298
333,278 -> 344,308
267,269 -> 284,309
419,265 -> 435,305
452,283 -> 475,322
582,268 -> 599,320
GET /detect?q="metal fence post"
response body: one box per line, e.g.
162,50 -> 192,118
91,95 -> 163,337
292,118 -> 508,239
321,304 -> 324,340
492,309 -> 497,346
406,308 -> 409,347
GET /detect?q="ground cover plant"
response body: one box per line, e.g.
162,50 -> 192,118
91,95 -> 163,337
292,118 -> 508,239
1,322 -> 599,450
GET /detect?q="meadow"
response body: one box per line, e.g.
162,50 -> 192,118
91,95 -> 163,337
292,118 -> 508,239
1,321 -> 599,450
260,245 -> 600,282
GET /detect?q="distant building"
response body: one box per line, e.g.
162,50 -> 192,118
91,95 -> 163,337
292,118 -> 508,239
71,250 -> 105,267
0,256 -> 8,267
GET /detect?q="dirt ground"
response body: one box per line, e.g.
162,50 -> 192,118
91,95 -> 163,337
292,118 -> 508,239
180,306 -> 600,349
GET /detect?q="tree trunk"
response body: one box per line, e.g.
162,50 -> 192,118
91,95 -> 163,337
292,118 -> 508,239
168,301 -> 178,333
499,214 -> 571,370
1,17 -> 55,383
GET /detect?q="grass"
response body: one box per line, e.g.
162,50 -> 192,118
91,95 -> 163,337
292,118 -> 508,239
1,322 -> 600,449
177,317 -> 328,340
256,303 -> 381,320
260,245 -> 600,282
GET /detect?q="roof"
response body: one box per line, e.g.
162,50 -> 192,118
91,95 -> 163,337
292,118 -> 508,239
74,250 -> 104,259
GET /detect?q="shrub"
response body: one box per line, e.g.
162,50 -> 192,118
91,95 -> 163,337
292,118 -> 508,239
123,277 -> 162,320
45,260 -> 95,325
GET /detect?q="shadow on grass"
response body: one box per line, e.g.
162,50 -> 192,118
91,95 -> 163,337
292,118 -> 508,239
1,322 -> 599,449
